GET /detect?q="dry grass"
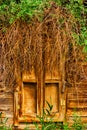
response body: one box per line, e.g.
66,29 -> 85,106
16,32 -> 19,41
0,3 -> 86,93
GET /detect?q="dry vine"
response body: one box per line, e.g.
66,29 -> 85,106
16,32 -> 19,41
0,3 -> 86,93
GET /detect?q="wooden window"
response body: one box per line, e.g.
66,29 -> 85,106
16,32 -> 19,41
14,68 -> 66,125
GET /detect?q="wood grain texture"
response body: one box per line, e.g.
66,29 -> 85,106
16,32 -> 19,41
0,64 -> 87,128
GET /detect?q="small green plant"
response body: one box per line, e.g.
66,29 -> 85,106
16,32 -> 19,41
34,101 -> 58,130
34,102 -> 86,130
0,109 -> 85,130
63,122 -> 71,130
43,101 -> 53,116
24,126 -> 29,130
63,113 -> 85,130
0,112 -> 12,130
71,114 -> 84,130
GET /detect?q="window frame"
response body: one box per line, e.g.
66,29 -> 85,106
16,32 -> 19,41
14,71 -> 66,126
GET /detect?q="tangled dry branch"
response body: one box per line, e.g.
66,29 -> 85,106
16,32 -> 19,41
0,4 -> 86,93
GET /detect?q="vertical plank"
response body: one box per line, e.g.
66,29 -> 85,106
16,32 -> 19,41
14,87 -> 19,126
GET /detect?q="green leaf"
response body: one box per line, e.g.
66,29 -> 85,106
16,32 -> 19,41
83,45 -> 87,53
46,100 -> 53,111
46,109 -> 50,115
84,40 -> 87,45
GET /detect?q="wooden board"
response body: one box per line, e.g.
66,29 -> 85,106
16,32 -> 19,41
23,82 -> 37,115
44,83 -> 59,113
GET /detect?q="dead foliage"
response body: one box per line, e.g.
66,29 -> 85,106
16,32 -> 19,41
0,3 -> 86,93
